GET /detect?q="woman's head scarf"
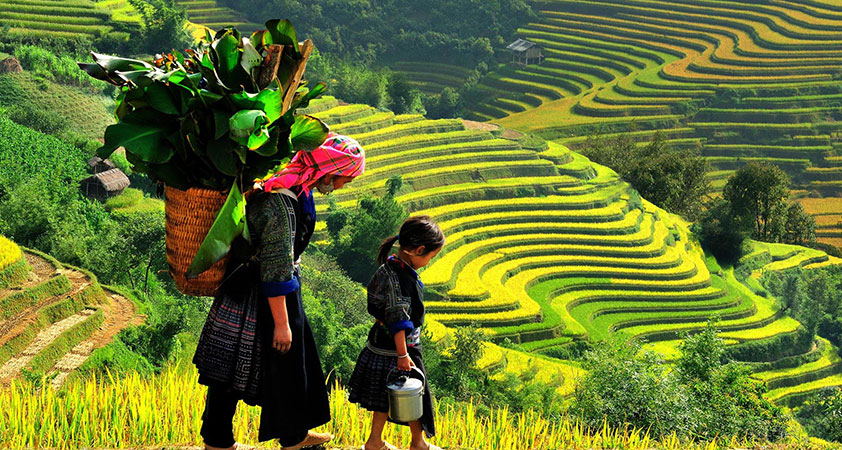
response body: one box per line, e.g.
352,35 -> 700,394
256,132 -> 365,195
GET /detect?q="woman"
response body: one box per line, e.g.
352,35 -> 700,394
192,133 -> 365,450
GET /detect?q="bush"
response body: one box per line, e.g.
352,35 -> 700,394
796,388 -> 842,442
571,337 -> 693,438
572,324 -> 789,441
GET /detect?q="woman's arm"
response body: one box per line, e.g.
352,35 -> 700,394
268,295 -> 291,353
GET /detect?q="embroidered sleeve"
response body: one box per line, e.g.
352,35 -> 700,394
367,266 -> 413,336
249,194 -> 298,297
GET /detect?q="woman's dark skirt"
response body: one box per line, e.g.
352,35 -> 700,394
192,268 -> 330,442
348,345 -> 436,438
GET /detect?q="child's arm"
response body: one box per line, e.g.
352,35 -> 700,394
268,295 -> 292,353
394,330 -> 415,371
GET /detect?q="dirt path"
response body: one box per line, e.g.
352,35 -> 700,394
51,289 -> 145,389
0,308 -> 96,381
0,259 -> 91,348
0,252 -> 56,300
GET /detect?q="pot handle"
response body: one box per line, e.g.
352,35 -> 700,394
386,365 -> 426,385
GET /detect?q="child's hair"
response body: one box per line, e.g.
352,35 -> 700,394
377,215 -> 446,265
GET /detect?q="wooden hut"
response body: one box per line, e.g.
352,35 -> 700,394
506,39 -> 544,66
87,156 -> 116,174
81,168 -> 130,200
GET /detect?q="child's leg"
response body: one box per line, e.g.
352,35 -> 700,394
364,411 -> 389,449
408,420 -> 428,450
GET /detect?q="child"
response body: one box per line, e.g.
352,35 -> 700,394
348,216 -> 446,450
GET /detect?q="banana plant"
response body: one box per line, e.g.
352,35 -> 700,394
80,19 -> 330,278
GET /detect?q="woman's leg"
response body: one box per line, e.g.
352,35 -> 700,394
409,420 -> 431,450
201,384 -> 239,448
364,411 -> 389,449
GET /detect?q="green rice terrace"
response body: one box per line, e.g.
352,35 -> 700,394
301,95 -> 842,407
0,236 -> 142,390
454,0 -> 842,245
0,0 -> 139,40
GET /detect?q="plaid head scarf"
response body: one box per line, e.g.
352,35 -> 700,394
256,132 -> 366,195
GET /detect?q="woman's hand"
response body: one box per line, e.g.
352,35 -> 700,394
397,354 -> 415,372
273,322 -> 292,354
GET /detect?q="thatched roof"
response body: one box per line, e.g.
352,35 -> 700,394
88,168 -> 130,192
87,156 -> 116,173
507,39 -> 539,53
0,57 -> 22,74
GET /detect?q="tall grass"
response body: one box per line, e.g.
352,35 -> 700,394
0,365 -> 745,450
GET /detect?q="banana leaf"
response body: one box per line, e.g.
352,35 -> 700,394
187,179 -> 249,278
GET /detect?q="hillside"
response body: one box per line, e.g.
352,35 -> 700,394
301,96 -> 842,407
455,0 -> 842,245
0,235 -> 142,389
0,0 -> 138,40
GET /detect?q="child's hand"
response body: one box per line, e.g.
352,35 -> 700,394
397,354 -> 415,372
273,322 -> 292,353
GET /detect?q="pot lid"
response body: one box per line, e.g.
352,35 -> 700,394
387,376 -> 423,394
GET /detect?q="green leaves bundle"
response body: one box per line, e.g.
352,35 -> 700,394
79,19 -> 329,278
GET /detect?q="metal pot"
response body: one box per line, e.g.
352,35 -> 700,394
386,366 -> 425,423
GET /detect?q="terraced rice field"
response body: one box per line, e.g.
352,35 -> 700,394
465,0 -> 842,223
0,0 -> 137,39
174,0 -> 260,34
391,61 -> 474,95
798,197 -> 842,248
0,72 -> 114,140
0,239 -> 141,389
304,97 -> 842,404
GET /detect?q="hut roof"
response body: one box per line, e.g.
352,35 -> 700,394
91,168 -> 130,192
87,156 -> 116,170
507,39 -> 539,52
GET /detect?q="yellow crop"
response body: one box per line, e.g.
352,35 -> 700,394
0,235 -> 23,270
0,365 -> 738,450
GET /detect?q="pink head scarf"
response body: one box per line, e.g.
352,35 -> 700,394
257,132 -> 365,195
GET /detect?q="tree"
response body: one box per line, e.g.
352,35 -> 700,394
327,177 -> 408,282
783,202 -> 816,245
722,163 -> 790,241
129,0 -> 193,54
692,197 -> 749,263
582,132 -> 710,221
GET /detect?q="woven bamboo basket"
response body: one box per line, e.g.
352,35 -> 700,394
165,185 -> 229,297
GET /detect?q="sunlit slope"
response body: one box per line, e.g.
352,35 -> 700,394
0,0 -> 138,39
306,97 -> 842,402
467,0 -> 842,229
173,0 -> 260,34
0,236 -> 140,389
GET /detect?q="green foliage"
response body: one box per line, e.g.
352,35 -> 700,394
222,0 -> 533,66
572,326 -> 788,441
571,337 -> 693,438
796,387 -> 842,443
723,163 -> 791,242
326,184 -> 409,283
127,0 -> 192,54
762,266 -> 842,347
692,198 -> 749,264
581,131 -> 710,221
13,45 -> 111,93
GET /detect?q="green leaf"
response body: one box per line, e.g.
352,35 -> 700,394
212,31 -> 247,90
289,82 -> 327,112
265,19 -> 300,56
229,85 -> 284,122
90,52 -> 153,72
101,109 -> 176,164
213,109 -> 231,140
207,137 -> 239,176
187,180 -> 247,278
229,109 -> 270,151
290,115 -> 329,151
146,83 -> 179,115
